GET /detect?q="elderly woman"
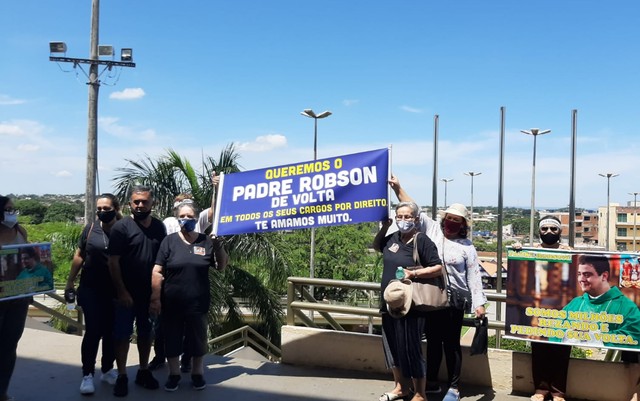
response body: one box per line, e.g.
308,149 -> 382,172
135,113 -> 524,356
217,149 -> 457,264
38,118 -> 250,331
373,201 -> 443,401
389,177 -> 487,401
150,202 -> 227,392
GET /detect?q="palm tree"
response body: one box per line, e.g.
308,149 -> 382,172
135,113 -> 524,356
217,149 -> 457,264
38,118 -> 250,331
112,144 -> 288,344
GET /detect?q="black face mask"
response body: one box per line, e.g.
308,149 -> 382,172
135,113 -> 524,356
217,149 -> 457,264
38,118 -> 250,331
132,209 -> 152,221
540,232 -> 560,245
97,210 -> 116,223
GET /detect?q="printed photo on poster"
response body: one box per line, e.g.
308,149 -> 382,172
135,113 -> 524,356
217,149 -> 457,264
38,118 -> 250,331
505,248 -> 640,351
0,242 -> 54,301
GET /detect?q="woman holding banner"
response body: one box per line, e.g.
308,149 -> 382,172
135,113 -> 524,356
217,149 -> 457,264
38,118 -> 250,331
373,201 -> 443,401
388,176 -> 487,401
0,195 -> 29,401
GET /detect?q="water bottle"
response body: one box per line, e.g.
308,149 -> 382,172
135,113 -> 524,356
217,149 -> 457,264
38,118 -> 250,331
395,266 -> 405,280
64,288 -> 76,311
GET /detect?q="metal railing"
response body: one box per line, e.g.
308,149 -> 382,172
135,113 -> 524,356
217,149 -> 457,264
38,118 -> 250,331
30,291 -> 85,336
286,277 -> 507,344
208,325 -> 281,361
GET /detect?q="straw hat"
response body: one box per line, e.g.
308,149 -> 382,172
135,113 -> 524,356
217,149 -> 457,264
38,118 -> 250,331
383,280 -> 413,318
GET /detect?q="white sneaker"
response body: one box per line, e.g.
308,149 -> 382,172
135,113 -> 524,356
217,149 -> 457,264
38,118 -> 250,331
80,374 -> 95,394
100,369 -> 118,385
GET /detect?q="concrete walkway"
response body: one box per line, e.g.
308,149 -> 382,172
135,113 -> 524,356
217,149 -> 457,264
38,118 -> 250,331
10,318 -> 534,401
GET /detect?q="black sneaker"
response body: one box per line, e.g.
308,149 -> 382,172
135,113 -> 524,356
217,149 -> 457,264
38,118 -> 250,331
135,369 -> 159,390
148,356 -> 165,371
113,374 -> 128,397
164,375 -> 180,392
191,374 -> 206,391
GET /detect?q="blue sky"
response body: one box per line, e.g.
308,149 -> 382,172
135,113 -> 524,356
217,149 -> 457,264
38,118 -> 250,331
1,1 -> 639,210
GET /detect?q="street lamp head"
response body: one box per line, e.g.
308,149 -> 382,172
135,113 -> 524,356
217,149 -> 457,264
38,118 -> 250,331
49,41 -> 67,54
521,128 -> 551,136
464,171 -> 482,177
120,48 -> 133,62
301,109 -> 332,119
599,173 -> 620,179
301,109 -> 317,118
441,178 -> 453,183
98,45 -> 114,57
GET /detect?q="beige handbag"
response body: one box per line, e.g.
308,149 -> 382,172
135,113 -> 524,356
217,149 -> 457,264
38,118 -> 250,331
409,233 -> 450,311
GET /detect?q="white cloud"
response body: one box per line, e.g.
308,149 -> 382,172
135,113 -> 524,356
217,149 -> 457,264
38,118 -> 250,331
17,144 -> 39,152
342,99 -> 359,106
109,88 -> 145,100
400,105 -> 422,113
0,94 -> 26,105
54,170 -> 72,177
99,116 -> 157,141
0,122 -> 24,136
235,134 -> 287,152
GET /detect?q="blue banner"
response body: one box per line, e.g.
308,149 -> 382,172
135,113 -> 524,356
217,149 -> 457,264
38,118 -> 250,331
213,148 -> 390,235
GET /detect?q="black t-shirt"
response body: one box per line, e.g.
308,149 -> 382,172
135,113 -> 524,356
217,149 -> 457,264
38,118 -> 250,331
155,232 -> 221,314
77,221 -> 114,295
379,231 -> 442,311
108,216 -> 166,300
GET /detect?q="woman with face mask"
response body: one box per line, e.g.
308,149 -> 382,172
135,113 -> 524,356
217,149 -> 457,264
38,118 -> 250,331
388,176 -> 487,401
150,202 -> 228,392
373,201 -> 443,401
65,193 -> 122,395
0,196 -> 29,401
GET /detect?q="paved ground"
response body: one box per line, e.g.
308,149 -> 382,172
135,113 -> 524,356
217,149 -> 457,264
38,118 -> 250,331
10,318 -> 535,401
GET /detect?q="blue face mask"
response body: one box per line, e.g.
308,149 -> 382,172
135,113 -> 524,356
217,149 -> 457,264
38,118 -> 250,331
396,220 -> 415,233
178,218 -> 197,232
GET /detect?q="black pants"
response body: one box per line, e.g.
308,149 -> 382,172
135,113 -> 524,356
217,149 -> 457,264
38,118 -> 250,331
381,311 -> 427,378
425,307 -> 464,389
0,298 -> 29,398
531,342 -> 571,398
78,287 -> 115,376
152,317 -> 191,362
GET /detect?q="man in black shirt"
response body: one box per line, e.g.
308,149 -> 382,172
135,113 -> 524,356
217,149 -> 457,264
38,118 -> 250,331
108,185 -> 166,397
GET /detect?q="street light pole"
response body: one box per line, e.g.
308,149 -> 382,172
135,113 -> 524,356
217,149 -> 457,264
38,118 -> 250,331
49,0 -> 135,224
464,172 -> 481,237
599,173 -> 619,251
440,178 -> 453,209
629,192 -> 639,251
521,128 -> 552,246
301,109 -> 331,300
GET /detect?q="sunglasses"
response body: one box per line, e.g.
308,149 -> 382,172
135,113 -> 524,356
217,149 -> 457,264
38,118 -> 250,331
540,226 -> 559,233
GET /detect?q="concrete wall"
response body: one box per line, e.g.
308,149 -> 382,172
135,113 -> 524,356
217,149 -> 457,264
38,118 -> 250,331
282,326 -> 640,401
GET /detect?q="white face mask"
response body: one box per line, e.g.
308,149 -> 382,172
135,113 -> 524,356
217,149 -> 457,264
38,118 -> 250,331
396,220 -> 415,233
2,212 -> 18,228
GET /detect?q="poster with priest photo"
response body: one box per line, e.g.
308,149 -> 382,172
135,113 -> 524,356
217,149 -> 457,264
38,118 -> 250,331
212,148 -> 390,236
505,248 -> 640,351
0,242 -> 54,301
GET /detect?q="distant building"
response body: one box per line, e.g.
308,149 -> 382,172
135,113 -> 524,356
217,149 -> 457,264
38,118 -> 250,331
541,210 -> 600,245
598,203 -> 640,252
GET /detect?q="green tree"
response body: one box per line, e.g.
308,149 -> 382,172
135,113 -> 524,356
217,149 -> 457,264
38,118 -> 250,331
43,202 -> 82,223
111,146 -> 285,343
271,223 -> 380,300
14,199 -> 47,224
